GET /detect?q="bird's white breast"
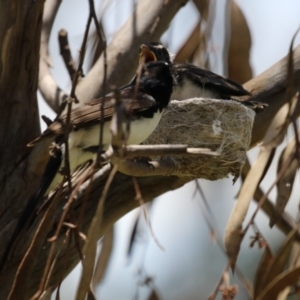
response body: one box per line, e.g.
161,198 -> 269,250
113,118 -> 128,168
47,111 -> 163,192
127,111 -> 163,145
68,111 -> 163,168
172,78 -> 217,100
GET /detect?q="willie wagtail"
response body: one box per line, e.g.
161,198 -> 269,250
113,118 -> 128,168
29,60 -> 173,178
0,60 -> 173,271
138,42 -> 266,112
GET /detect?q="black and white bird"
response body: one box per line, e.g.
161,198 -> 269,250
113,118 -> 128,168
139,42 -> 266,111
0,60 -> 173,270
29,60 -> 173,177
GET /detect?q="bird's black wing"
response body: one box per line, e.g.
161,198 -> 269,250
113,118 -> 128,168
28,89 -> 157,146
173,63 -> 251,98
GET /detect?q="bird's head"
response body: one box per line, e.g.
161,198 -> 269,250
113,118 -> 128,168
140,61 -> 173,110
139,42 -> 172,65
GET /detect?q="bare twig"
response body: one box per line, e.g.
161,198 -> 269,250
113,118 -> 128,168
55,229 -> 72,300
108,145 -> 217,177
129,145 -> 217,157
87,0 -> 108,156
241,159 -> 300,240
63,14 -> 92,194
132,177 -> 165,252
75,165 -> 118,300
243,154 -> 295,234
193,181 -> 252,297
223,0 -> 231,77
58,29 -> 77,80
8,183 -> 64,300
34,162 -> 92,299
208,262 -> 231,300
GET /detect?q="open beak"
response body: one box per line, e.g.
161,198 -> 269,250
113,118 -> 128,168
139,44 -> 157,64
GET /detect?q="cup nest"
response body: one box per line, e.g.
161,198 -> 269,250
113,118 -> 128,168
144,98 -> 255,182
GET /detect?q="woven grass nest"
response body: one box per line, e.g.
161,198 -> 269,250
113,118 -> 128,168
144,98 -> 255,181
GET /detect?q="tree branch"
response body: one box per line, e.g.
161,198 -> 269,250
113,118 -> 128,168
58,29 -> 77,80
244,44 -> 300,146
39,0 -> 69,113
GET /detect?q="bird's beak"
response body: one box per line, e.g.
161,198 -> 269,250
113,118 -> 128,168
139,44 -> 157,64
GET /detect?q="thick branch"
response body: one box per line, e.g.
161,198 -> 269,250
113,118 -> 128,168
58,29 -> 77,80
39,0 -> 69,113
0,1 -> 43,184
244,44 -> 300,146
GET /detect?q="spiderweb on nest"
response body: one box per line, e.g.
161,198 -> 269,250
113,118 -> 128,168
144,98 -> 255,181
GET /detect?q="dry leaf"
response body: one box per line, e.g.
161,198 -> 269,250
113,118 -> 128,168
92,226 -> 114,288
255,226 -> 300,299
261,103 -> 290,150
253,246 -> 274,298
76,166 -> 118,300
227,0 -> 252,83
174,20 -> 201,63
147,289 -> 162,300
190,0 -> 215,68
256,265 -> 300,300
263,229 -> 297,288
225,88 -> 291,270
127,212 -> 141,260
241,159 -> 299,240
270,136 -> 299,227
192,0 -> 210,19
176,0 -> 210,63
224,148 -> 274,271
262,27 -> 300,150
276,287 -> 291,300
87,288 -> 97,300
